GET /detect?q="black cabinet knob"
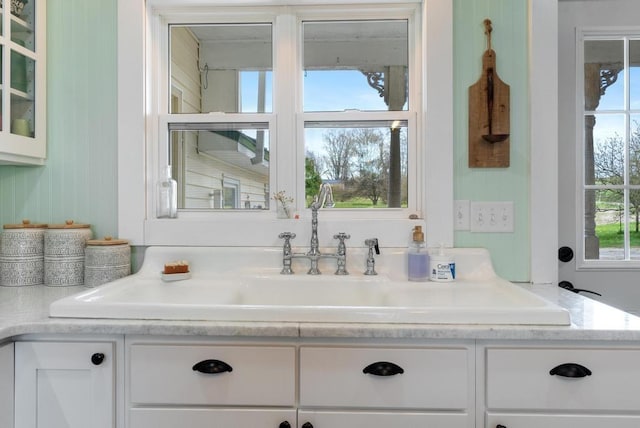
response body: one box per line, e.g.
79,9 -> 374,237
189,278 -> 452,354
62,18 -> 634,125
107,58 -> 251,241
302,423 -> 313,428
278,422 -> 290,428
496,425 -> 507,428
91,353 -> 105,366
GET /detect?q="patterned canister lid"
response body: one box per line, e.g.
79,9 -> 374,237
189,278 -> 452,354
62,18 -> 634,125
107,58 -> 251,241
47,219 -> 90,229
87,236 -> 129,246
3,219 -> 47,229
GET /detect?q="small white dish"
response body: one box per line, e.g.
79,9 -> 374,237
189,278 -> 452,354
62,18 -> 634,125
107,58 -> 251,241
161,272 -> 191,282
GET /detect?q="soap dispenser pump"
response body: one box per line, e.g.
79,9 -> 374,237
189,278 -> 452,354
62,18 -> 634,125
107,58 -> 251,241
408,226 -> 429,281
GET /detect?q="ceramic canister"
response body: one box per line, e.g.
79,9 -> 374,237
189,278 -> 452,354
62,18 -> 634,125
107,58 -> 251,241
44,220 -> 92,286
84,236 -> 131,287
0,220 -> 47,286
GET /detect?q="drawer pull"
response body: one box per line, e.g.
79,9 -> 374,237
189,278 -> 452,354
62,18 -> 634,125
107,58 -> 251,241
549,362 -> 592,378
363,361 -> 404,376
302,423 -> 313,428
279,422 -> 290,428
192,359 -> 233,374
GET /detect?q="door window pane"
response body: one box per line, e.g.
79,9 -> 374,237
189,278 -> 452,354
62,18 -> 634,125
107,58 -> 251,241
630,40 -> 639,110
303,20 -> 408,112
589,114 -> 625,186
587,189 -> 624,260
584,40 -> 624,111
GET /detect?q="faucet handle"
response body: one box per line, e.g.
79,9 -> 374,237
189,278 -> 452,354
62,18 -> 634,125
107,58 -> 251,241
333,232 -> 351,241
279,232 -> 296,240
365,238 -> 380,255
364,238 -> 379,276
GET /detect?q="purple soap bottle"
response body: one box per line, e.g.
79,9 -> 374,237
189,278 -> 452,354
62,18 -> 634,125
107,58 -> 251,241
408,226 -> 429,281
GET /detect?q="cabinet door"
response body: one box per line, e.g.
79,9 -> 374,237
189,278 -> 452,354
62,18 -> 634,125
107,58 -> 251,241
129,408 -> 296,428
0,342 -> 14,428
487,412 -> 640,428
299,410 -> 469,428
15,341 -> 114,428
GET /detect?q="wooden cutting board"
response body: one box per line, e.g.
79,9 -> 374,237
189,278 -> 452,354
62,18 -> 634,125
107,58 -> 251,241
468,20 -> 510,168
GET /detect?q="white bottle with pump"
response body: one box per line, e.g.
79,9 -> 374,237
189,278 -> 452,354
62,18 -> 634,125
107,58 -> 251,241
430,244 -> 455,282
408,226 -> 429,281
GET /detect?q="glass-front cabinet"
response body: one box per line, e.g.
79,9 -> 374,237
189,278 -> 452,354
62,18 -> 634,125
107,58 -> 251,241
0,0 -> 46,165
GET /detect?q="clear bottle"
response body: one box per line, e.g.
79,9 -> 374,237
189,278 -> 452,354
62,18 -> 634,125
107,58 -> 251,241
408,225 -> 429,281
157,165 -> 177,218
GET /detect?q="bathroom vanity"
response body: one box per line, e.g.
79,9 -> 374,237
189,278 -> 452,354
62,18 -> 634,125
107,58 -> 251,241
2,247 -> 640,428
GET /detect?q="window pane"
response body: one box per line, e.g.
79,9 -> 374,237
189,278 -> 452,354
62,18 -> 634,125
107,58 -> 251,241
305,121 -> 407,208
630,115 -> 640,185
168,123 -> 269,210
631,189 -> 640,260
170,24 -> 272,113
303,20 -> 408,112
587,189 -> 624,260
630,40 -> 640,110
584,40 -> 624,111
587,114 -> 625,186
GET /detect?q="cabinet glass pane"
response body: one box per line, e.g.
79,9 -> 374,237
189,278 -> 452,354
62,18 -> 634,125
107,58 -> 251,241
10,0 -> 35,50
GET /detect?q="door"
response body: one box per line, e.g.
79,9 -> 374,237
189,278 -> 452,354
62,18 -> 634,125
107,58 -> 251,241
558,0 -> 640,314
14,341 -> 114,428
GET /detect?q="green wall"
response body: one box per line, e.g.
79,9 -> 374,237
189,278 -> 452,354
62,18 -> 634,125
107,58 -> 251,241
0,0 -> 532,281
453,0 -> 530,281
0,0 -> 118,239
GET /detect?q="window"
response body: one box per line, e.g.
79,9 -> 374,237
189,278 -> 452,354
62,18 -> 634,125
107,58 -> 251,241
580,31 -> 640,263
117,0 -> 454,247
156,5 -> 419,218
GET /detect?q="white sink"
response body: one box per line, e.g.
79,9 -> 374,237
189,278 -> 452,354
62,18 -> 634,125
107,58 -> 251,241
49,247 -> 571,325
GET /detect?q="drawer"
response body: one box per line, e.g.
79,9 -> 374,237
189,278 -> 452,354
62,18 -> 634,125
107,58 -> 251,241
130,408 -> 296,428
300,346 -> 470,410
486,347 -> 640,411
299,410 -> 469,428
487,412 -> 640,428
129,344 -> 295,406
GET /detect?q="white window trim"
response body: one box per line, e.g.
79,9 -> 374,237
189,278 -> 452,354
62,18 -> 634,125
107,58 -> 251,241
574,26 -> 640,270
117,0 -> 454,248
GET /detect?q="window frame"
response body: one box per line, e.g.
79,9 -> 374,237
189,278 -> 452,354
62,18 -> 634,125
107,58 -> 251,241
576,27 -> 640,269
117,0 -> 455,248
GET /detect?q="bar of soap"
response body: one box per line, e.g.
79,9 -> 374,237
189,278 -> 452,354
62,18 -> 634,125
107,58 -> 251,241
163,260 -> 189,274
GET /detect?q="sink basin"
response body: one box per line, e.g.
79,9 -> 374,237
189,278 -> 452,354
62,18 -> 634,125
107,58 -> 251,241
49,246 -> 571,325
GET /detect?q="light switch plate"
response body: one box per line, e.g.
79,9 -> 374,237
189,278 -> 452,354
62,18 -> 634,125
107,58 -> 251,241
454,200 -> 470,230
470,201 -> 514,233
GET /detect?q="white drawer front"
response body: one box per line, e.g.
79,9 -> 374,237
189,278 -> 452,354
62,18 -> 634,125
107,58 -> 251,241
129,345 -> 295,406
486,348 -> 640,411
130,408 -> 296,428
300,346 -> 470,410
487,412 -> 640,428
299,410 -> 469,428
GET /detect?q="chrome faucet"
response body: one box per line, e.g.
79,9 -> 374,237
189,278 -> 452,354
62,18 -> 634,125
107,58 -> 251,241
279,183 -> 349,275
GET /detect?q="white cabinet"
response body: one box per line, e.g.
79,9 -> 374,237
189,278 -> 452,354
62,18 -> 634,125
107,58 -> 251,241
483,344 -> 640,428
298,345 -> 474,428
14,340 -> 115,428
0,0 -> 47,165
0,342 -> 14,428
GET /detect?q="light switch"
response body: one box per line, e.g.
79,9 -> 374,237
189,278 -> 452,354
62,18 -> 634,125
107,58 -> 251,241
470,201 -> 514,233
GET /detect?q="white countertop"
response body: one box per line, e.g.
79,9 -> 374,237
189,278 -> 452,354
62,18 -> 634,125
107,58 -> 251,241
2,283 -> 640,342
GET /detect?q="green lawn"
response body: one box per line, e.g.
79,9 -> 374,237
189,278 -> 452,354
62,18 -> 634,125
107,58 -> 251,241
596,222 -> 640,247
